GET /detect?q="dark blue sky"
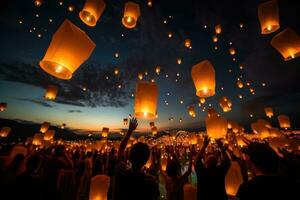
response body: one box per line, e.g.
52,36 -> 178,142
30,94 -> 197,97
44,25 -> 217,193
0,0 -> 299,132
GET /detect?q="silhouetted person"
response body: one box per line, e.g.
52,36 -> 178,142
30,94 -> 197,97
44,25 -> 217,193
195,138 -> 230,200
113,118 -> 159,200
237,142 -> 298,200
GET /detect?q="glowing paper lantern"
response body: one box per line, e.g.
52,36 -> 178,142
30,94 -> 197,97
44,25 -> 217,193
122,1 -> 140,29
123,118 -> 128,125
152,126 -> 158,135
177,58 -> 182,65
79,0 -> 106,27
200,98 -> 206,104
0,127 -> 11,138
33,133 -> 44,146
134,81 -> 158,119
271,28 -> 300,61
155,66 -> 161,75
89,175 -> 110,200
188,106 -> 196,117
147,0 -> 152,7
225,161 -> 243,196
235,135 -> 246,147
68,5 -> 75,12
45,85 -> 58,100
44,130 -> 55,141
138,73 -> 143,80
205,115 -> 227,139
229,48 -> 236,55
40,20 -> 96,79
269,128 -> 283,138
0,102 -> 7,111
185,39 -> 191,48
237,80 -> 243,88
212,35 -> 218,43
102,127 -> 109,138
10,145 -> 28,159
258,0 -> 280,34
278,115 -> 291,129
161,156 -> 167,171
149,122 -> 155,128
184,184 -> 197,200
40,122 -> 50,133
189,134 -> 198,145
215,24 -> 222,34
264,107 -> 274,118
34,0 -> 43,7
191,60 -> 215,97
251,121 -> 270,138
219,97 -> 232,112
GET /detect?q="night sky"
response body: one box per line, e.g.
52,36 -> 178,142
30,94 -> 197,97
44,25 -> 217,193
0,0 -> 299,133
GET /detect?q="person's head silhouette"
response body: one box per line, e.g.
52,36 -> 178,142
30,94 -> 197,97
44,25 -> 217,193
129,142 -> 150,172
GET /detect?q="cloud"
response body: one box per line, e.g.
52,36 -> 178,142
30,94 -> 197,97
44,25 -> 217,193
68,110 -> 82,113
16,98 -> 53,108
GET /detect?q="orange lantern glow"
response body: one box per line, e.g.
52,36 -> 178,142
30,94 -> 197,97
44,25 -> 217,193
225,161 -> 243,196
45,85 -> 58,100
134,81 -> 158,119
114,68 -> 119,75
237,80 -> 243,88
0,127 -> 11,138
89,175 -> 110,200
229,48 -> 236,55
212,35 -> 218,43
79,0 -> 106,27
188,106 -> 196,117
161,156 -> 167,171
200,98 -> 206,104
123,118 -> 128,125
40,20 -> 96,80
227,121 -> 232,129
219,97 -> 232,112
147,0 -> 153,7
102,127 -> 109,138
152,126 -> 158,135
258,0 -> 280,34
138,72 -> 143,80
40,122 -> 50,133
189,134 -> 198,145
191,60 -> 215,97
44,130 -> 55,141
205,115 -> 227,139
34,0 -> 43,7
264,107 -> 274,118
68,5 -> 75,12
215,24 -> 222,34
185,39 -> 191,48
145,154 -> 152,168
271,28 -> 300,61
277,115 -> 291,129
184,184 -> 197,200
177,58 -> 182,65
122,1 -> 140,29
251,121 -> 270,138
207,107 -> 218,118
149,122 -> 155,128
0,102 -> 7,112
269,128 -> 283,138
33,133 -> 44,146
155,66 -> 161,75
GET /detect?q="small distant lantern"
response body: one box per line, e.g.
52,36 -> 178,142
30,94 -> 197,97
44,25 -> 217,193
134,81 -> 158,119
138,72 -> 143,80
0,127 -> 11,138
40,20 -> 96,79
258,0 -> 280,34
102,127 -> 109,138
155,66 -> 161,75
229,48 -> 236,55
147,0 -> 152,7
205,115 -> 227,139
44,130 -> 55,141
277,115 -> 291,129
161,156 -> 167,171
225,161 -> 244,196
149,122 -> 155,128
188,106 -> 196,118
40,122 -> 50,133
68,5 -> 75,12
34,0 -> 43,7
212,35 -> 218,43
152,126 -> 158,135
215,24 -> 222,34
177,58 -> 182,65
122,1 -> 140,29
200,98 -> 206,104
237,80 -> 243,88
89,175 -> 110,200
271,28 -> 300,61
191,60 -> 216,97
168,32 -> 173,38
227,121 -> 232,129
45,85 -> 58,100
184,39 -> 191,48
123,118 -> 128,125
219,97 -> 232,112
114,68 -> 119,75
264,107 -> 274,118
33,133 -> 44,146
251,121 -> 270,138
0,102 -> 7,112
79,0 -> 106,26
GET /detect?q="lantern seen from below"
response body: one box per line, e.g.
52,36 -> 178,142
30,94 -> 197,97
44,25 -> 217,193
225,161 -> 244,196
34,0 -> 43,7
40,122 -> 50,133
212,35 -> 218,43
152,126 -> 158,135
251,121 -> 270,138
102,127 -> 109,138
278,115 -> 291,129
191,60 -> 215,97
229,48 -> 236,55
215,24 -> 222,34
122,1 -> 140,29
138,72 -> 143,80
258,0 -> 280,34
219,97 -> 232,112
45,85 -> 58,100
79,0 -> 106,27
0,102 -> 7,112
188,106 -> 196,118
0,127 -> 11,138
155,66 -> 161,75
205,115 -> 227,139
123,118 -> 128,125
134,81 -> 158,119
33,133 -> 44,146
44,130 -> 55,141
271,28 -> 300,61
200,98 -> 206,104
89,175 -> 110,200
264,107 -> 273,118
237,80 -> 243,88
40,20 -> 96,79
185,39 -> 191,48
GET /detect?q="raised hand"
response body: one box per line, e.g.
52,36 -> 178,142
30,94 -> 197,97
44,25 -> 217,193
129,117 -> 138,131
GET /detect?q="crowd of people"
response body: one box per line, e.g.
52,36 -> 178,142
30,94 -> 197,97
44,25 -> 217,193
0,118 -> 299,200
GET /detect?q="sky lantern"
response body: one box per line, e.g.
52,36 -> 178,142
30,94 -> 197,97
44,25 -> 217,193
161,156 -> 167,171
219,97 -> 232,112
177,58 -> 182,65
237,80 -> 243,88
205,115 -> 227,139
102,127 -> 109,138
200,98 -> 206,104
258,0 -> 280,34
44,85 -> 58,100
149,122 -> 155,128
264,107 -> 274,118
33,133 -> 44,146
123,118 -> 128,125
212,35 -> 218,43
189,134 -> 198,145
138,72 -> 143,80
40,122 -> 50,133
40,20 -> 96,80
89,175 -> 110,200
147,0 -> 153,7
191,60 -> 216,97
227,121 -> 232,129
155,66 -> 161,75
185,39 -> 191,48
122,1 -> 140,29
225,161 -> 244,196
229,48 -> 236,55
215,24 -> 222,34
134,81 -> 158,119
188,106 -> 196,117
44,130 -> 55,141
79,0 -> 106,27
0,127 -> 11,138
269,128 -> 283,138
271,28 -> 300,61
152,126 -> 158,135
114,68 -> 119,75
0,102 -> 7,112
34,0 -> 43,7
277,115 -> 291,129
251,120 -> 270,138
68,5 -> 75,12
